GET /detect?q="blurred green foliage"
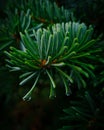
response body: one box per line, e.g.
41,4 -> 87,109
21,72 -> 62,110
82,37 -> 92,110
59,87 -> 104,130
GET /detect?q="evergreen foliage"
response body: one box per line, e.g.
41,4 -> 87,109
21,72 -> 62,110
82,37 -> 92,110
0,0 -> 72,51
0,8 -> 32,50
0,0 -> 104,130
59,88 -> 104,130
5,21 -> 102,100
54,0 -> 104,35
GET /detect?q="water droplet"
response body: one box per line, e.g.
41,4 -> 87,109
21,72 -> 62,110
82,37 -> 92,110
49,95 -> 56,99
66,93 -> 70,96
23,96 -> 31,101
